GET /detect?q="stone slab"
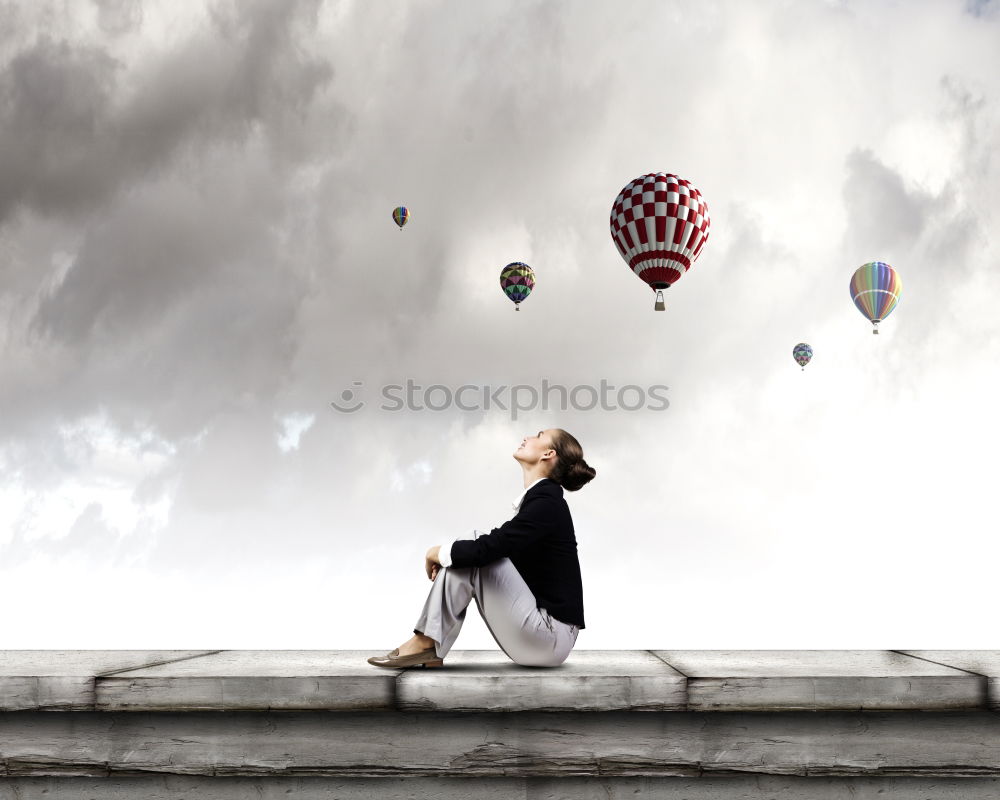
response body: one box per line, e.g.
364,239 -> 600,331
397,650 -> 686,711
0,652 -> 218,711
3,710 -> 1000,777
899,651 -> 1000,710
6,776 -> 1000,799
98,651 -> 398,711
652,650 -> 985,711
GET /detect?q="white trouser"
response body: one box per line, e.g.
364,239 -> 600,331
414,532 -> 579,667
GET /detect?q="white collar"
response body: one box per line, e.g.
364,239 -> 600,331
512,477 -> 549,511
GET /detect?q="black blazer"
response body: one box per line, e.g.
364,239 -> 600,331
449,478 -> 585,629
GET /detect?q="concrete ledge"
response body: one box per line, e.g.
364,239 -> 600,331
97,651 -> 397,712
3,650 -> 1000,786
0,652 -> 218,711
397,650 -> 686,711
655,650 -> 986,711
901,650 -> 1000,710
3,650 -> 995,713
2,710 -> 1000,777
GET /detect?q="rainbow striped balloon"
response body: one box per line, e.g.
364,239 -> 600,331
850,261 -> 902,335
392,206 -> 409,230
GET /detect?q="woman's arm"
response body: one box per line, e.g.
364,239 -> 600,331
449,494 -> 555,568
424,490 -> 556,576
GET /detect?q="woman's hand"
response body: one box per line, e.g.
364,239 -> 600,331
425,546 -> 441,581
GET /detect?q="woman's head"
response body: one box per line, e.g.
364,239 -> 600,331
514,428 -> 596,491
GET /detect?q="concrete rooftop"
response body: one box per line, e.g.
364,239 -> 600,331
1,649 -> 998,712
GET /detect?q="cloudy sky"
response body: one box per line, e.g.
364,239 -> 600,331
1,0 -> 998,650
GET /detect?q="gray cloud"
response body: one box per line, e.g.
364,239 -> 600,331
93,0 -> 144,36
1,0 -> 340,446
0,36 -> 121,220
965,0 -> 997,19
0,0 -> 334,226
843,149 -> 931,258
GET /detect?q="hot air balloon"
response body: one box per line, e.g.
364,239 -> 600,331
792,343 -> 813,371
850,261 -> 901,334
392,206 -> 409,230
610,173 -> 711,310
500,262 -> 534,310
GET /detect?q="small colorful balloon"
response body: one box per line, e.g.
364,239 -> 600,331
500,262 -> 535,310
792,342 -> 813,371
392,206 -> 409,230
850,261 -> 901,334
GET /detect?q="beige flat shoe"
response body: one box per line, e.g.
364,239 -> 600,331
367,646 -> 444,669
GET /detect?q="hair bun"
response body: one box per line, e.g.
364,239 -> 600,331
559,458 -> 596,492
548,429 -> 596,491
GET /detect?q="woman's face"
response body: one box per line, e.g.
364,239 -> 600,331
515,429 -> 555,465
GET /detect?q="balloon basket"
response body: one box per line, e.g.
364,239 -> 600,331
654,289 -> 665,311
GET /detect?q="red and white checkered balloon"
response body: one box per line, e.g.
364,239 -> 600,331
610,173 -> 711,292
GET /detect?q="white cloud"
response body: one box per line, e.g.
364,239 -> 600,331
390,459 -> 433,493
276,411 -> 315,452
